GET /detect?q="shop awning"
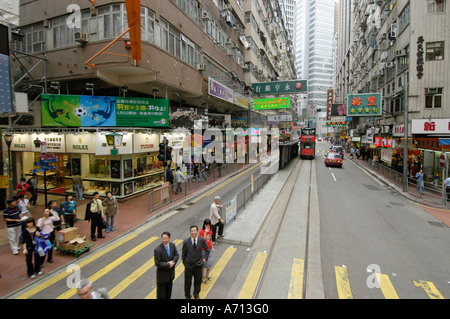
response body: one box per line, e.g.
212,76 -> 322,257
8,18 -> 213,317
439,139 -> 450,146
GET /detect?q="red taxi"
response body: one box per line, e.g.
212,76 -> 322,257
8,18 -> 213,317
324,152 -> 343,168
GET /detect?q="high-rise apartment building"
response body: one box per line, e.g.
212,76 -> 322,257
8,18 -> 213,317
336,0 -> 450,183
294,0 -> 335,129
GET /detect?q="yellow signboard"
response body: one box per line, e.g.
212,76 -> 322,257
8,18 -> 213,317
0,175 -> 9,189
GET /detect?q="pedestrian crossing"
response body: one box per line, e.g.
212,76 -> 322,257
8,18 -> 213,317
13,236 -> 449,299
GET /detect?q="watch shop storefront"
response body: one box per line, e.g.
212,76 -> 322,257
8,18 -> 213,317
8,131 -> 186,199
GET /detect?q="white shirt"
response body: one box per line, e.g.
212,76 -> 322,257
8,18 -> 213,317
18,199 -> 29,214
209,203 -> 221,225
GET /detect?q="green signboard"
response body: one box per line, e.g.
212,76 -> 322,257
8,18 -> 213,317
251,80 -> 307,95
254,97 -> 291,110
41,94 -> 170,127
115,97 -> 169,127
347,93 -> 382,117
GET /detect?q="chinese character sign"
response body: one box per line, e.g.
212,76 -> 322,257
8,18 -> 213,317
251,80 -> 307,95
254,97 -> 291,110
347,93 -> 382,117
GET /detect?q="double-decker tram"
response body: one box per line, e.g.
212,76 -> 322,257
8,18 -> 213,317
300,127 -> 316,159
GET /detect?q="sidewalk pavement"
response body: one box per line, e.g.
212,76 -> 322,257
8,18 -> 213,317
0,164 -> 251,298
347,155 -> 450,228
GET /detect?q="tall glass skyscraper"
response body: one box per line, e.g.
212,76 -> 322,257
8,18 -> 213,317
294,0 -> 335,118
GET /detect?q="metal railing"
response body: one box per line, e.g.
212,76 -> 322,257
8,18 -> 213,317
147,162 -> 246,213
367,159 -> 446,206
146,161 -> 274,222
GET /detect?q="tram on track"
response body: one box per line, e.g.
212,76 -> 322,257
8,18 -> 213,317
300,127 -> 316,159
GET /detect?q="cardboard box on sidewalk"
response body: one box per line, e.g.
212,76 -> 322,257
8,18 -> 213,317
56,227 -> 78,243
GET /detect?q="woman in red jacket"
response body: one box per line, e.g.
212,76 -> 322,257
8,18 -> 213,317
199,218 -> 214,284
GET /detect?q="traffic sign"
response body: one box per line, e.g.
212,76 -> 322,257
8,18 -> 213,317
440,154 -> 445,168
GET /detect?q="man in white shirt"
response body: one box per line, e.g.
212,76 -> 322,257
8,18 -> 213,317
174,166 -> 186,195
210,196 -> 225,244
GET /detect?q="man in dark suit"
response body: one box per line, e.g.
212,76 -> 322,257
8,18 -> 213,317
182,225 -> 210,299
84,192 -> 105,241
154,231 -> 179,299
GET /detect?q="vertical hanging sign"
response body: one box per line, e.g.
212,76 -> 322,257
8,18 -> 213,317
326,89 -> 334,121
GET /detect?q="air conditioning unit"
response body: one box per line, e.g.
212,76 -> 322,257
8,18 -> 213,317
258,70 -> 263,74
385,62 -> 394,68
197,64 -> 206,71
74,32 -> 88,44
202,10 -> 211,20
376,70 -> 384,76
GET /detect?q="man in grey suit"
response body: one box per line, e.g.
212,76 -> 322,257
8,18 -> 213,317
154,231 -> 179,299
182,225 -> 210,299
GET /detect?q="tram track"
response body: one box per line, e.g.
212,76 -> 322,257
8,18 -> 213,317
250,157 -> 315,299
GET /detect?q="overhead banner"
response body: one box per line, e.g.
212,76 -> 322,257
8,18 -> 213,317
347,93 -> 382,117
41,94 -> 170,127
251,80 -> 307,95
254,97 -> 290,110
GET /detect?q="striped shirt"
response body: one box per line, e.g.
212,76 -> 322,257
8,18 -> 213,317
3,206 -> 21,228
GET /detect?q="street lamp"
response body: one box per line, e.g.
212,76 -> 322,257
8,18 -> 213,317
105,132 -> 123,156
3,133 -> 14,199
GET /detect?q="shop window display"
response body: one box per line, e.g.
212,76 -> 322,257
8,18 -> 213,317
65,152 -> 168,198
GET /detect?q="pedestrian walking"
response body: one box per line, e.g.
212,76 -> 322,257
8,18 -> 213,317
3,198 -> 23,255
72,174 -> 85,200
16,177 -> 29,197
444,176 -> 450,201
193,163 -> 199,181
154,231 -> 179,299
76,278 -> 110,299
165,165 -> 174,193
61,194 -> 77,228
199,219 -> 214,284
210,196 -> 225,244
416,169 -> 425,195
84,192 -> 105,241
28,173 -> 38,205
199,162 -> 207,181
18,193 -> 31,219
21,217 -> 43,278
174,166 -> 186,195
102,191 -> 118,233
37,208 -> 60,264
182,225 -> 209,299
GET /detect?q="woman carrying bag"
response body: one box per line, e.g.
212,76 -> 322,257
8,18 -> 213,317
36,208 -> 60,265
21,218 -> 42,278
102,191 -> 118,233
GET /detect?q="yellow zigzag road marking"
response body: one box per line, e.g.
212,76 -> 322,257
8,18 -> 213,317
56,236 -> 158,299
